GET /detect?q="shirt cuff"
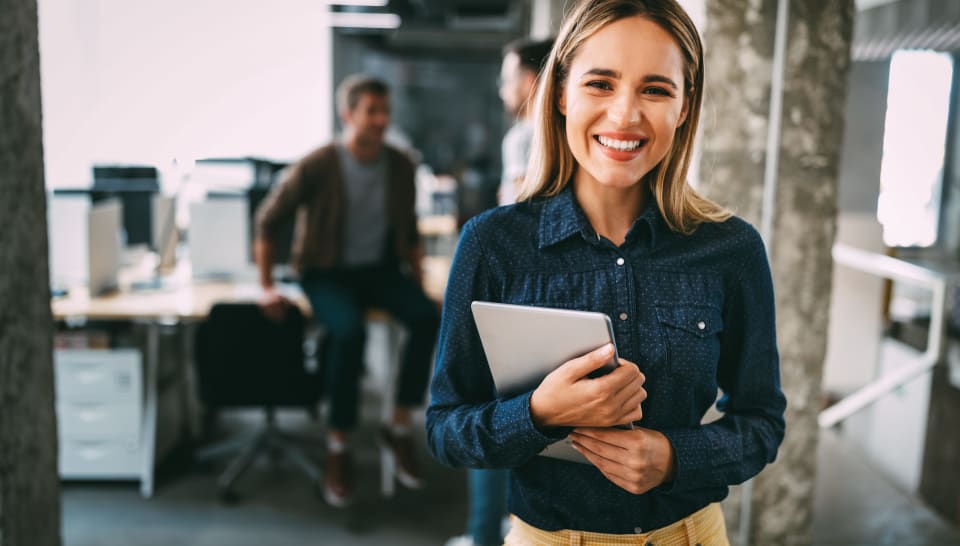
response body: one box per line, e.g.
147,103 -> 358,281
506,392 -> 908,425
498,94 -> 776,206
492,391 -> 569,453
658,427 -> 702,493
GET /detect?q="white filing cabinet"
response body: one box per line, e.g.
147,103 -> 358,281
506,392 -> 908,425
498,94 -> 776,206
55,349 -> 143,478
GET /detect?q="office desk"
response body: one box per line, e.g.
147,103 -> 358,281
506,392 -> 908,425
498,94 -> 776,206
51,256 -> 451,498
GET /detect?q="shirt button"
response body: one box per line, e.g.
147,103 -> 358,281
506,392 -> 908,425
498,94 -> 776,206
619,312 -> 628,321
616,257 -> 625,266
697,321 -> 706,330
633,527 -> 643,533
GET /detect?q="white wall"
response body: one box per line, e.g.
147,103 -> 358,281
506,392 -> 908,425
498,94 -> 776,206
38,0 -> 333,188
824,214 -> 887,393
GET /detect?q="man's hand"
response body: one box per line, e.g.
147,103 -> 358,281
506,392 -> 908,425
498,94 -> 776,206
529,344 -> 646,428
258,286 -> 290,322
569,427 -> 676,495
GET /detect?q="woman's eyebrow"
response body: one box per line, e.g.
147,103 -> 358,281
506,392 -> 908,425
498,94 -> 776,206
582,67 -> 621,79
581,68 -> 679,90
643,74 -> 679,90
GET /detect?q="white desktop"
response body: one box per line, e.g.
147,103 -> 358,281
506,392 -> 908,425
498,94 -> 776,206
87,200 -> 122,295
189,196 -> 253,280
48,193 -> 90,290
151,194 -> 177,272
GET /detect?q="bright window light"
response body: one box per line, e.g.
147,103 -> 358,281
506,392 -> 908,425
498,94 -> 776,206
324,0 -> 388,6
877,50 -> 953,247
328,12 -> 400,28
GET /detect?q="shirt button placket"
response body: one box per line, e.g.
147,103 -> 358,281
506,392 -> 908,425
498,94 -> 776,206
613,254 -> 631,353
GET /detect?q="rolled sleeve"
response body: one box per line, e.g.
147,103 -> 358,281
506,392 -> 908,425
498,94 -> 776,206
255,164 -> 305,240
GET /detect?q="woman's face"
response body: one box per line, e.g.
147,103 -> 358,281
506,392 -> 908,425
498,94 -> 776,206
559,15 -> 689,193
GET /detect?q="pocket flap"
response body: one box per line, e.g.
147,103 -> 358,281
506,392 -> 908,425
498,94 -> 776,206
655,305 -> 723,338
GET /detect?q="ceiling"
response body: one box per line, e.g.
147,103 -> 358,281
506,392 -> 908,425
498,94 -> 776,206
332,0 -> 525,51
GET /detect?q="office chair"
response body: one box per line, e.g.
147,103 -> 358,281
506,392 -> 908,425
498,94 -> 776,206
194,302 -> 323,503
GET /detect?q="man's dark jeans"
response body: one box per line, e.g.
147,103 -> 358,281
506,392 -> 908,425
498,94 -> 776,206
301,264 -> 440,430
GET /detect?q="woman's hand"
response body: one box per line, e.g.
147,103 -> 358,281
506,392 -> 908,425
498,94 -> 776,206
529,344 -> 646,428
569,427 -> 676,495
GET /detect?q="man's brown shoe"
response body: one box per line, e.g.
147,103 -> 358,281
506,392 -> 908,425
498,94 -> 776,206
323,450 -> 354,507
379,427 -> 423,490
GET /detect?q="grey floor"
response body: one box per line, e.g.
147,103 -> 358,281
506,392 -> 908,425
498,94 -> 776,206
63,412 -> 960,546
811,429 -> 960,546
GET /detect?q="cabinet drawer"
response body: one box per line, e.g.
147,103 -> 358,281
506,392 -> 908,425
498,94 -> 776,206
59,436 -> 140,478
55,349 -> 142,402
57,401 -> 140,438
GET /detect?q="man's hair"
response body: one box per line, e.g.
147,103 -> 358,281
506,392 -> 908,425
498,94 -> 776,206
336,74 -> 390,113
503,37 -> 554,75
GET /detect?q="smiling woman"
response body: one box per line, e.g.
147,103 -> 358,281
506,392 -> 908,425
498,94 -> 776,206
427,1 -> 786,545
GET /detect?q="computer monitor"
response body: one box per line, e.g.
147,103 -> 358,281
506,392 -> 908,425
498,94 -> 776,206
189,196 -> 251,279
152,195 -> 177,271
91,165 -> 160,247
87,199 -> 122,295
48,192 -> 90,289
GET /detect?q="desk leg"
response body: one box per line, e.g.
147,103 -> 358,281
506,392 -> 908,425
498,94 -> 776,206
380,320 -> 401,424
180,322 -> 200,440
140,322 -> 159,498
380,320 -> 402,498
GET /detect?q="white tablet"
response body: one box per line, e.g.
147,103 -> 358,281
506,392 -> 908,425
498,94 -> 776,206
470,301 -> 621,464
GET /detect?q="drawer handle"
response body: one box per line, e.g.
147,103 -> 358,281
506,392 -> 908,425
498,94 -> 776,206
74,371 -> 106,384
78,448 -> 107,460
73,440 -> 109,460
77,408 -> 106,422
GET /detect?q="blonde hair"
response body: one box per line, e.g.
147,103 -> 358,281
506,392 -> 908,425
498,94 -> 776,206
519,0 -> 730,234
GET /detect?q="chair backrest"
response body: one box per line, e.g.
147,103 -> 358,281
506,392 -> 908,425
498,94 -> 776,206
195,302 -> 320,408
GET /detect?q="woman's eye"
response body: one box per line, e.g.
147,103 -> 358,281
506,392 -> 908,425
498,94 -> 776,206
644,86 -> 672,97
586,80 -> 612,91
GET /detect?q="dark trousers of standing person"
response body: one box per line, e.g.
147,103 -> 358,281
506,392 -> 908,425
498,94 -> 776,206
300,263 -> 440,430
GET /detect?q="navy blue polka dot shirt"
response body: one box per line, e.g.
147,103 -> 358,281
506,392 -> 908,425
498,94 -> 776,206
426,185 -> 786,534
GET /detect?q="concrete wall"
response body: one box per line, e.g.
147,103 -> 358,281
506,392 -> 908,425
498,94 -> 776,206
701,1 -> 855,543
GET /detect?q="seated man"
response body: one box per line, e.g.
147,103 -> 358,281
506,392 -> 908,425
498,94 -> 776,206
254,74 -> 439,507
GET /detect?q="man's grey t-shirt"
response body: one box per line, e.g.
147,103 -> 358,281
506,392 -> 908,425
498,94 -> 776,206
498,119 -> 534,206
336,143 -> 389,267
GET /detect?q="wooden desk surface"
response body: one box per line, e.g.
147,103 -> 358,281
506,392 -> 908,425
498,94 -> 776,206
418,214 -> 457,237
52,256 -> 451,322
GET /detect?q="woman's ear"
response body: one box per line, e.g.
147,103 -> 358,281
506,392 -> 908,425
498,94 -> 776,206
557,88 -> 566,116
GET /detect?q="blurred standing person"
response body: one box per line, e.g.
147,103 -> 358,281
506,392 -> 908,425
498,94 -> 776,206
497,38 -> 555,207
445,37 -> 553,546
255,74 -> 439,508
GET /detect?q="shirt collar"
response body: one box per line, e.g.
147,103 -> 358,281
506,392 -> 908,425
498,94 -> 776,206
538,186 -> 589,249
537,185 -> 669,251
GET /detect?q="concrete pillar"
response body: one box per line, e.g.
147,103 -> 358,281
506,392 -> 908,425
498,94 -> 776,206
0,0 -> 62,544
700,1 -> 855,544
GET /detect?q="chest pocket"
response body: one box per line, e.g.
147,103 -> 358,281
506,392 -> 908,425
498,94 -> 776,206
655,305 -> 723,371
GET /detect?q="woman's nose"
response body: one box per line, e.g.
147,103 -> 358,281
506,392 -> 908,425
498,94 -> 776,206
607,93 -> 642,126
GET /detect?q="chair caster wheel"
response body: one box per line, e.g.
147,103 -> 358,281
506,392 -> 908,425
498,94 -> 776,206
218,487 -> 240,505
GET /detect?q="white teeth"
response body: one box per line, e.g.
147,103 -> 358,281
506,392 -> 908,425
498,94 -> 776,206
597,135 -> 643,151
